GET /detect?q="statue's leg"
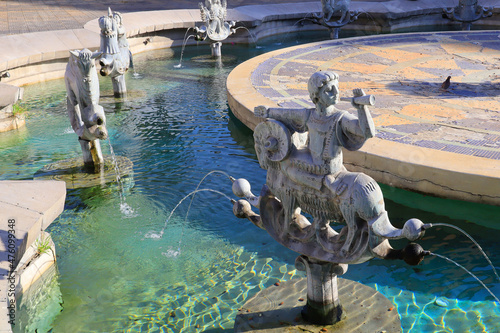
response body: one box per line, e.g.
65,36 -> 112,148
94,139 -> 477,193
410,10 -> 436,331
90,139 -> 104,166
112,75 -> 127,97
79,139 -> 104,171
339,205 -> 357,256
128,50 -> 134,69
338,9 -> 348,23
79,138 -> 94,166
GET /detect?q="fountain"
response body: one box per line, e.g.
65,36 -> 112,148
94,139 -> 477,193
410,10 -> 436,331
194,0 -> 236,57
443,0 -> 493,30
309,0 -> 360,39
98,8 -> 133,97
4,40 -> 499,331
230,71 -> 431,330
34,48 -> 133,189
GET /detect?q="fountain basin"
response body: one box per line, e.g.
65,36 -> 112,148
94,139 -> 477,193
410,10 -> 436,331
0,41 -> 498,332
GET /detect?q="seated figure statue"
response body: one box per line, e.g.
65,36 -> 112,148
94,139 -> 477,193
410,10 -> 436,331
256,71 -> 374,194
246,71 -> 424,262
232,71 -> 428,325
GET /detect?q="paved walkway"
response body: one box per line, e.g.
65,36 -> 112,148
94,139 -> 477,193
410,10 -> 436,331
0,0 -> 388,35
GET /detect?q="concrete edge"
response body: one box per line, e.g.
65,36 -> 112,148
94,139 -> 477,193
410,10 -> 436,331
0,180 -> 66,332
226,48 -> 500,206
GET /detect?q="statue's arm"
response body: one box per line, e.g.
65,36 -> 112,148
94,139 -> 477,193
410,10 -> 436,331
339,88 -> 376,146
254,105 -> 311,132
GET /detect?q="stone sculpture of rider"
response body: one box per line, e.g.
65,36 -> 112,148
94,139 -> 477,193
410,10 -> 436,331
255,71 -> 374,202
99,8 -> 133,97
232,71 -> 429,324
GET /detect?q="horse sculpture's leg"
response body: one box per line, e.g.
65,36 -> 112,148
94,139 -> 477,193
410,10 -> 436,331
111,75 -> 127,97
79,138 -> 94,166
79,138 -> 104,170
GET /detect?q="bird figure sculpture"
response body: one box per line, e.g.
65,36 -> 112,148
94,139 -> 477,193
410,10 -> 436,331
441,76 -> 451,91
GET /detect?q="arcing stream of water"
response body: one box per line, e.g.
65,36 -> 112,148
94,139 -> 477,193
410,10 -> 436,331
428,223 -> 500,282
431,252 -> 500,303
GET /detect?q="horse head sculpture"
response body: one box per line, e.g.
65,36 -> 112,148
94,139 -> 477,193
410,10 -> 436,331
99,8 -> 132,96
65,48 -> 108,168
231,71 -> 429,324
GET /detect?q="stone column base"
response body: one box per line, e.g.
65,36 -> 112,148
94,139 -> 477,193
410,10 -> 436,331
234,278 -> 401,333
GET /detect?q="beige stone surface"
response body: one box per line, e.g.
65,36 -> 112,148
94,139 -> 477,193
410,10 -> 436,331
0,181 -> 66,332
234,278 -> 401,332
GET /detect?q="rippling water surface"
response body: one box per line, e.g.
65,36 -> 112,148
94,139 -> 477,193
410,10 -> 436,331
1,36 -> 499,332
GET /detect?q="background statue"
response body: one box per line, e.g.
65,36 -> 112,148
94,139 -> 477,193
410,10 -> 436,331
65,48 -> 108,169
443,0 -> 492,30
99,8 -> 132,97
322,0 -> 351,23
200,0 -> 229,39
197,0 -> 235,57
311,0 -> 358,39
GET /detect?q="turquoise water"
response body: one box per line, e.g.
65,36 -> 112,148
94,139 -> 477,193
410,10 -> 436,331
1,37 -> 499,332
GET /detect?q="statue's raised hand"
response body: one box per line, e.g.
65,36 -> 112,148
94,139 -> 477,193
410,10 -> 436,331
254,105 -> 269,118
351,88 -> 366,109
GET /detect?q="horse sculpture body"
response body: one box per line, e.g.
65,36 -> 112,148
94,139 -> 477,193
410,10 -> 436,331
65,48 -> 108,167
99,8 -> 132,96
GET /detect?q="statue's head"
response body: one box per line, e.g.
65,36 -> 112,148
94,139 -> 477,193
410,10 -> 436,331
113,11 -> 123,26
70,49 -> 102,84
308,71 -> 340,109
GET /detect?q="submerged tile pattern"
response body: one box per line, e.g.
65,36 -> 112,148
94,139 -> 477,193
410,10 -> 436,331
251,31 -> 500,160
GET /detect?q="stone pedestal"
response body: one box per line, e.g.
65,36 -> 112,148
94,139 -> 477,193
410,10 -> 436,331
34,156 -> 133,190
234,278 -> 401,333
295,256 -> 348,325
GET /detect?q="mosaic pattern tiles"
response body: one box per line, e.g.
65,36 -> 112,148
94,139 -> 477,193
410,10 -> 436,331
251,31 -> 500,160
